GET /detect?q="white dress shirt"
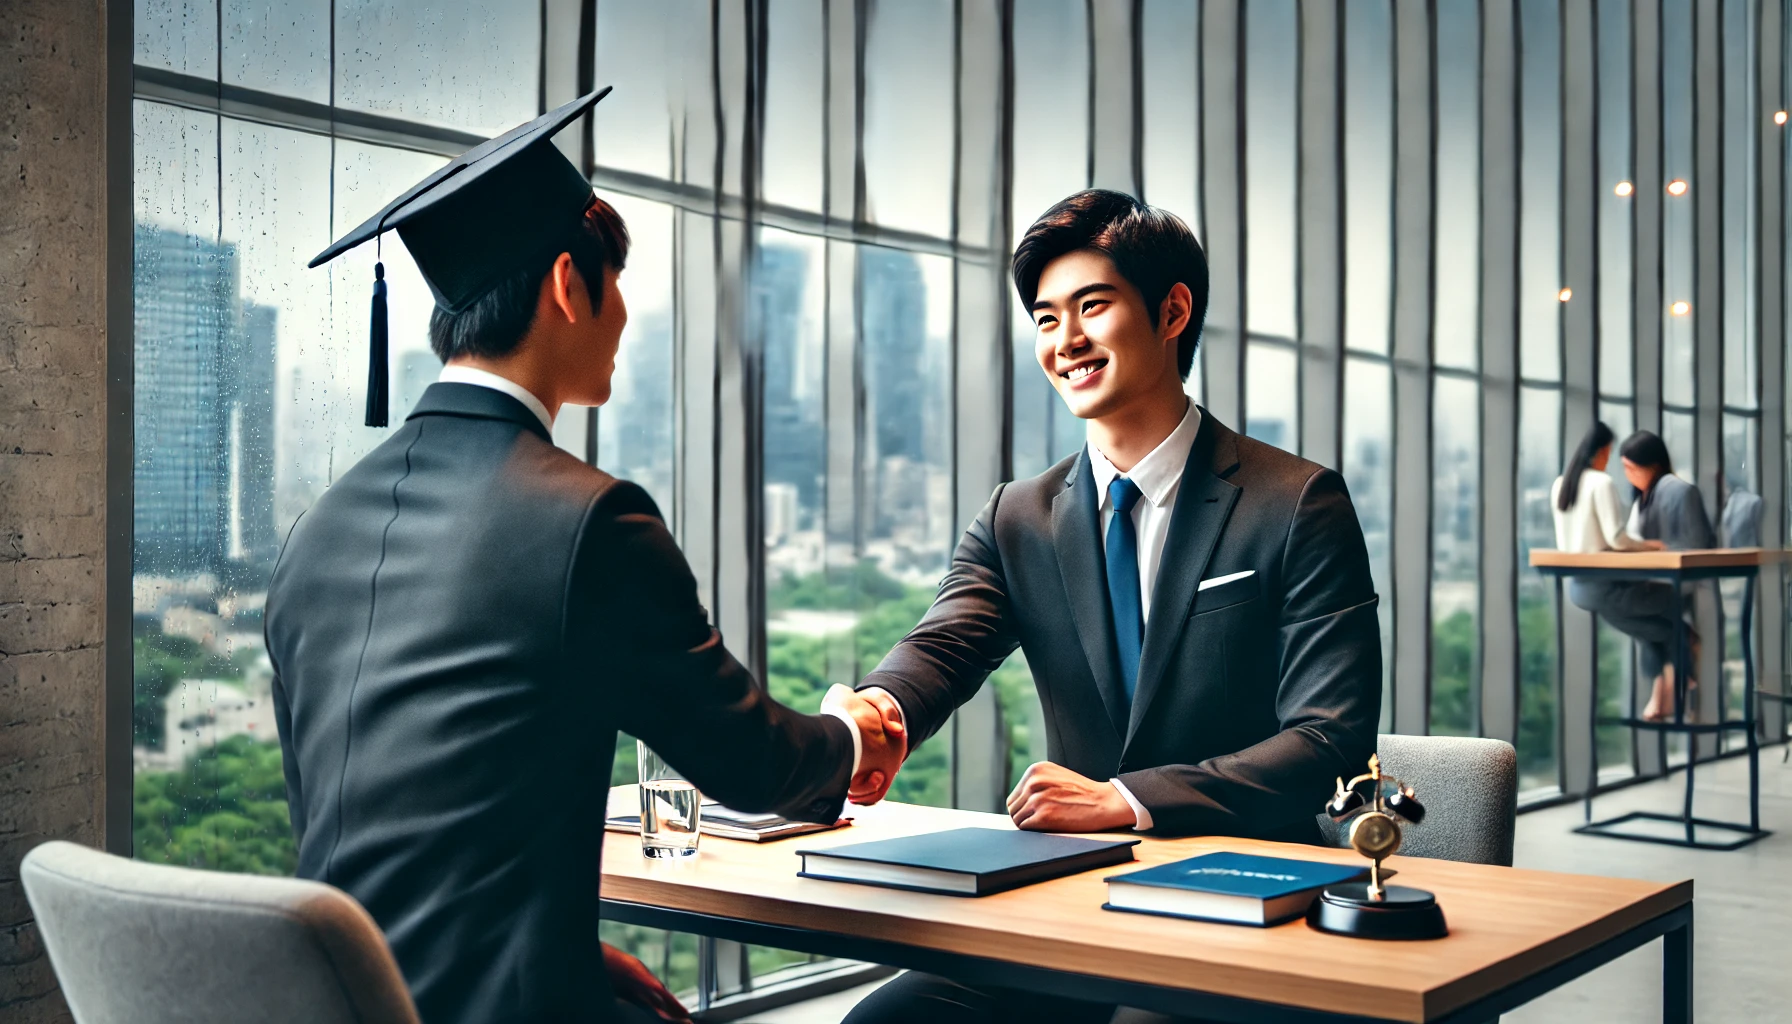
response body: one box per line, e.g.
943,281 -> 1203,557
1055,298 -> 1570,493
437,364 -> 555,434
1086,401 -> 1201,831
435,363 -> 870,774
1087,401 -> 1203,624
1550,470 -> 1648,553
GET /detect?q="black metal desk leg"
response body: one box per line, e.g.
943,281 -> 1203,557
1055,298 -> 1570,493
1743,572 -> 1759,833
1676,572 -> 1694,844
1663,916 -> 1693,1023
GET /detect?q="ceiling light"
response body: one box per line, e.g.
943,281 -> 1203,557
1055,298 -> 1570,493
1776,110 -> 1788,126
1558,288 -> 1573,302
1670,301 -> 1691,317
1667,179 -> 1689,196
1614,181 -> 1634,197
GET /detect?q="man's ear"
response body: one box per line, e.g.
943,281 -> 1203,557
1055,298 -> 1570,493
543,252 -> 580,325
1159,281 -> 1193,349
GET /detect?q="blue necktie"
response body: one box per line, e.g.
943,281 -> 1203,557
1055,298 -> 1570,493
1106,477 -> 1145,703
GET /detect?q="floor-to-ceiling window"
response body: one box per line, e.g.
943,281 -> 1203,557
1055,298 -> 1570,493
1515,0 -> 1565,794
1342,0 -> 1396,732
125,1 -> 1791,1014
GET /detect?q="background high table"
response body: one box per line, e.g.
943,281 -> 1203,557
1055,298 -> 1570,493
1529,548 -> 1774,850
601,802 -> 1693,1023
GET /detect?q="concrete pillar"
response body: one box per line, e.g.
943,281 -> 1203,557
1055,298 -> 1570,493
0,2 -> 116,1020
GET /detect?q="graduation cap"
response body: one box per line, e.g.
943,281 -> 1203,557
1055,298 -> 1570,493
309,87 -> 612,426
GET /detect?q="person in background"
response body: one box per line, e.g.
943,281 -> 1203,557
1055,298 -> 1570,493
1618,430 -> 1716,719
1550,422 -> 1675,720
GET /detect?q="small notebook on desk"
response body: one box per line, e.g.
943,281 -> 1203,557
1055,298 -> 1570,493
1103,852 -> 1368,926
795,828 -> 1139,897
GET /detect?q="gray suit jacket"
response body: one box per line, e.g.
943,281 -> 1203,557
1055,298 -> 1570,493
1634,474 -> 1715,551
266,383 -> 853,1024
860,410 -> 1381,843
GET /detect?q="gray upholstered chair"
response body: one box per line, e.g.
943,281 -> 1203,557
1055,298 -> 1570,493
21,840 -> 419,1024
1317,733 -> 1519,866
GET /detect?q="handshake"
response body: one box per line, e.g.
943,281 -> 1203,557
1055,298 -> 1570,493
821,684 -> 908,805
819,684 -> 1138,832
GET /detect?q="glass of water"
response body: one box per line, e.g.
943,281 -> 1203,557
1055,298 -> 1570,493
636,740 -> 700,859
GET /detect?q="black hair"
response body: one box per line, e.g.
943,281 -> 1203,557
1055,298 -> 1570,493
1557,421 -> 1616,511
1012,189 -> 1209,380
1619,430 -> 1675,486
427,196 -> 630,363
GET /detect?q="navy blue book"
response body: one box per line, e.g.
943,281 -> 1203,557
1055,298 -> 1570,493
796,828 -> 1139,897
1103,852 -> 1369,926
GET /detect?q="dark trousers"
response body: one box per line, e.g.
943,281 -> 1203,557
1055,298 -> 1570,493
1567,578 -> 1683,681
842,972 -> 1116,1024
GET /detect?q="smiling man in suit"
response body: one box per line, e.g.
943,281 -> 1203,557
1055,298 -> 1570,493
840,190 -> 1382,1024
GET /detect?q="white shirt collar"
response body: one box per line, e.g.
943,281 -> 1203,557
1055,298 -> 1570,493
437,364 -> 555,434
1088,401 -> 1202,511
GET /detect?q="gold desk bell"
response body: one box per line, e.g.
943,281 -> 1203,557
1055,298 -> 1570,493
1308,754 -> 1448,939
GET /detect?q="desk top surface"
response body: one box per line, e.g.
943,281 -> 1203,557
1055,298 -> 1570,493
1528,546 -> 1775,569
600,801 -> 1689,1022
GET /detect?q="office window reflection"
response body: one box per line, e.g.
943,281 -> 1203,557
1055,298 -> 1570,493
1243,0 -> 1298,341
1518,0 -> 1561,383
1432,0 -> 1480,371
1432,376 -> 1480,736
862,0 -> 955,238
1009,0 -> 1090,481
1661,0 -> 1695,408
1343,357 -> 1394,731
593,0 -> 712,181
1596,0 -> 1633,401
762,0 -> 826,213
1141,0 -> 1202,238
1516,387 -> 1561,792
1245,344 -> 1298,452
597,195 -> 678,517
335,0 -> 540,136
1343,0 -> 1393,356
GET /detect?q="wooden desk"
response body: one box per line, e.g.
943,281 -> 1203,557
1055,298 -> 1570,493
1527,547 -> 1776,573
601,802 -> 1693,1023
1529,547 -> 1773,849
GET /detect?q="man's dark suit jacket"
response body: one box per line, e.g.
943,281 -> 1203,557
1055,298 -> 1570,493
265,383 -> 853,1024
860,410 -> 1380,843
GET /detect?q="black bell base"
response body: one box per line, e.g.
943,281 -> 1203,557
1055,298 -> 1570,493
1306,883 -> 1448,940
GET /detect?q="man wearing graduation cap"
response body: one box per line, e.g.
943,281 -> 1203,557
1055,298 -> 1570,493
268,89 -> 904,1024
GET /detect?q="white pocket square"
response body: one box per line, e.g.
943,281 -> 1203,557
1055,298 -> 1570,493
1197,570 -> 1255,591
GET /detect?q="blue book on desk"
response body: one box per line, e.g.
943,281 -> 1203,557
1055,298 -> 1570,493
796,828 -> 1139,897
1103,852 -> 1368,927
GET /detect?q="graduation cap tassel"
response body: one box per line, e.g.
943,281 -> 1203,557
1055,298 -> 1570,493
365,261 -> 390,427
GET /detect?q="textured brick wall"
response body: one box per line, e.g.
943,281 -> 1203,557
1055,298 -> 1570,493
0,2 -> 111,1020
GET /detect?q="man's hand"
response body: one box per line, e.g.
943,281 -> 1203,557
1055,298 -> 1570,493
603,943 -> 692,1023
1006,761 -> 1136,832
822,684 -> 906,805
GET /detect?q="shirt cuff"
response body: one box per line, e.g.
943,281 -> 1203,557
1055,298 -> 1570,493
820,706 -> 862,777
1109,778 -> 1153,831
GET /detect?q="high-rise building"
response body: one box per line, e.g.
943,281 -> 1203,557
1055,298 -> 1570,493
756,243 -> 824,518
133,224 -> 278,575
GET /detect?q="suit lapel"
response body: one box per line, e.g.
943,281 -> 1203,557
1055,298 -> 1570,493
1051,451 -> 1130,742
1125,414 -> 1241,749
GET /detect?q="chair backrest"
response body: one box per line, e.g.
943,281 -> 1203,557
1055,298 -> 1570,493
1721,489 -> 1763,548
1316,734 -> 1518,867
21,841 -> 420,1024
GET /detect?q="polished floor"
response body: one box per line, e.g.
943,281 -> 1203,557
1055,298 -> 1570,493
745,748 -> 1792,1023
